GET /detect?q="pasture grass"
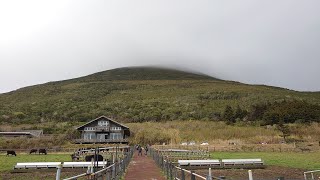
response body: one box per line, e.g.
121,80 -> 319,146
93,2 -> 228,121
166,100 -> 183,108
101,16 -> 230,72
0,153 -> 70,172
211,151 -> 320,170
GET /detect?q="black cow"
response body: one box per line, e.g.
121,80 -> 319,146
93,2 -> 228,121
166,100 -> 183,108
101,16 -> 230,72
39,149 -> 47,155
71,153 -> 80,161
85,154 -> 103,162
7,150 -> 17,156
29,149 -> 37,154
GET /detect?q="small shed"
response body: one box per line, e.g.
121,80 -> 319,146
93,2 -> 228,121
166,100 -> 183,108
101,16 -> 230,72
0,130 -> 43,138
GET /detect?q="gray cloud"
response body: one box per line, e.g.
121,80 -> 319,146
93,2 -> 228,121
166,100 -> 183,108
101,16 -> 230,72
1,0 -> 320,93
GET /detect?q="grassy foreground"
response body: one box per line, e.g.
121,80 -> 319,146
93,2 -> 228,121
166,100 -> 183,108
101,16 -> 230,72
0,154 -> 70,172
212,151 -> 320,170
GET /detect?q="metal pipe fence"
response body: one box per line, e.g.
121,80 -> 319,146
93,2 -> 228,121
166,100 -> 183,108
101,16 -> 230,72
62,147 -> 134,180
150,148 -> 221,180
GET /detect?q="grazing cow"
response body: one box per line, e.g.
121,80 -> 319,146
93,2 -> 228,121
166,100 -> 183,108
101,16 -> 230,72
71,153 -> 80,161
7,150 -> 17,156
29,149 -> 37,154
39,149 -> 47,155
85,154 -> 103,162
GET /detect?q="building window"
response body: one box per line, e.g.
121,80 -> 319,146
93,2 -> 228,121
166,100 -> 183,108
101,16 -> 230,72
84,127 -> 95,131
97,134 -> 107,140
84,133 -> 96,140
110,133 -> 122,140
111,127 -> 121,131
98,120 -> 109,126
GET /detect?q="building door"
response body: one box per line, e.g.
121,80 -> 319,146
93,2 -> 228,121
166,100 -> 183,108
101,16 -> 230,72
97,134 -> 108,141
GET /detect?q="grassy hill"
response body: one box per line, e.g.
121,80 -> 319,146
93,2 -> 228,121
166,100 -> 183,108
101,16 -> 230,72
0,66 -> 320,124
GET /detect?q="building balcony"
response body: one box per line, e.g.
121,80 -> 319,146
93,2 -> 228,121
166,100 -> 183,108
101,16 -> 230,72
74,138 -> 129,144
83,126 -> 110,132
96,126 -> 110,132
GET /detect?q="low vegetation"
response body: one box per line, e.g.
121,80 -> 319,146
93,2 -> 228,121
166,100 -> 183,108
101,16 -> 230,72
128,121 -> 320,145
1,121 -> 320,149
0,67 -> 319,124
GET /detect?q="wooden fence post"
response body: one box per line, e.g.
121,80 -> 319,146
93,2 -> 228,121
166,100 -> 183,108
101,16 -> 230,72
181,170 -> 185,180
112,164 -> 116,179
166,161 -> 169,179
191,171 -> 195,180
169,162 -> 173,180
106,168 -> 110,180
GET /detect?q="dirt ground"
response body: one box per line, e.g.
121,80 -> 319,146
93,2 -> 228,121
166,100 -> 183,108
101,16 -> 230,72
1,169 -> 86,180
125,152 -> 165,180
195,166 -> 308,180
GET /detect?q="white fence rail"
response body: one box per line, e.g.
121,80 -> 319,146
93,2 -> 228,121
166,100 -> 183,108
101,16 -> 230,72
15,161 -> 109,169
304,170 -> 320,180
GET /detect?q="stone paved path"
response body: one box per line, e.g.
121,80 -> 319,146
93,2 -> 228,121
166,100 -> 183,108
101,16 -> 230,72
125,151 -> 166,180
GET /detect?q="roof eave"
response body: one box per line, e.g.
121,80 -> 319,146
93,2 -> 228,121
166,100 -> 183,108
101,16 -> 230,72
76,116 -> 129,130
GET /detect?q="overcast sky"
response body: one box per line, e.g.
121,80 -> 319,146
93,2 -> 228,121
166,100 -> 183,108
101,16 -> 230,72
1,0 -> 320,93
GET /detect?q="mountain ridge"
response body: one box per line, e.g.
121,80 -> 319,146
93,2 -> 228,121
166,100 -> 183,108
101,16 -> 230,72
4,66 -> 317,95
0,66 -> 319,124
1,66 -> 219,95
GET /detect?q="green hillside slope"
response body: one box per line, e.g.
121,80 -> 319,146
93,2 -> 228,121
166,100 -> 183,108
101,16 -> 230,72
0,67 -> 319,124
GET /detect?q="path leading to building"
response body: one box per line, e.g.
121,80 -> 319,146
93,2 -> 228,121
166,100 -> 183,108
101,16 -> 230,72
125,151 -> 166,180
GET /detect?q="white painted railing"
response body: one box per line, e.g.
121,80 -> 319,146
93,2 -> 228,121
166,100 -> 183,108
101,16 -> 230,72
304,170 -> 320,180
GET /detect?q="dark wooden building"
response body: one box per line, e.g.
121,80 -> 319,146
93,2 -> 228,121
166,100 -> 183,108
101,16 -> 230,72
75,116 -> 130,144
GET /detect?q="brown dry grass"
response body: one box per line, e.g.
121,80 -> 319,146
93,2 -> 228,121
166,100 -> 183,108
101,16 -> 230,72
127,121 -> 320,145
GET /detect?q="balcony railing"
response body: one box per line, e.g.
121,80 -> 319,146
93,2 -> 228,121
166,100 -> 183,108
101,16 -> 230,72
84,126 -> 110,132
74,139 -> 129,144
96,126 -> 110,132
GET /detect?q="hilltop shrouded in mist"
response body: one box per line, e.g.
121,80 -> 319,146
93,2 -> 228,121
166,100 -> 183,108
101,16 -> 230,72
71,67 -> 219,82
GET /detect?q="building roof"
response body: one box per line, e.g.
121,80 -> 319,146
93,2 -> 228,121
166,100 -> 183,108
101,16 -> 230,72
20,130 -> 43,137
0,132 -> 32,135
0,130 -> 43,137
76,116 -> 129,130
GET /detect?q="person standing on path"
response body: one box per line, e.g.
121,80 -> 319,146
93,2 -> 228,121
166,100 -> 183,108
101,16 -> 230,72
138,146 -> 143,156
145,145 -> 148,155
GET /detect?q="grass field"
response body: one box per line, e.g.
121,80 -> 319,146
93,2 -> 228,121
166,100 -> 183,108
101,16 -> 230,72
0,154 -> 70,172
211,151 -> 320,170
1,151 -> 318,172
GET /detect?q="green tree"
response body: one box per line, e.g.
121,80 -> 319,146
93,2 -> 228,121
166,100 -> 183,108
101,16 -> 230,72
224,105 -> 235,124
234,105 -> 248,120
276,121 -> 291,143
